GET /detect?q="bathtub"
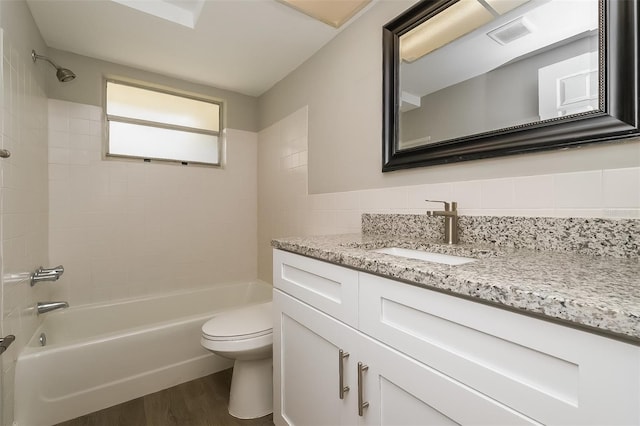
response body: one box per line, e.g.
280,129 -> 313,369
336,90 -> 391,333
14,281 -> 272,426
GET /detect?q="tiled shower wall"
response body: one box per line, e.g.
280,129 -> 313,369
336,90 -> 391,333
48,99 -> 258,306
0,30 -> 51,425
257,106 -> 640,282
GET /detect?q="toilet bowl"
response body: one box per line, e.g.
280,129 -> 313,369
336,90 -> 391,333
201,301 -> 273,419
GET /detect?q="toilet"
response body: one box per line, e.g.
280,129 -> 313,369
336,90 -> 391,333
200,301 -> 273,419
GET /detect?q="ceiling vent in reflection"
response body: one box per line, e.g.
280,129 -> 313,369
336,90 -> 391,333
487,17 -> 533,45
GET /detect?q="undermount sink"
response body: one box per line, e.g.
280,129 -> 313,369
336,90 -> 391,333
372,247 -> 477,266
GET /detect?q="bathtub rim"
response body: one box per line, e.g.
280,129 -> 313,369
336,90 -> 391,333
22,279 -> 273,352
56,279 -> 272,311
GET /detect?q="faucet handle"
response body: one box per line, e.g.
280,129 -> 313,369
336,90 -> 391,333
31,265 -> 65,286
39,265 -> 64,274
425,200 -> 457,211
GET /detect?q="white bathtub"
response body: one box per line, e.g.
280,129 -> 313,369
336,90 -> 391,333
14,281 -> 272,426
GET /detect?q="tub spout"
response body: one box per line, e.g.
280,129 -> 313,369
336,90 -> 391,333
37,301 -> 69,315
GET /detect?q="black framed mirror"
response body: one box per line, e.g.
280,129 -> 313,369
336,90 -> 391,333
383,0 -> 639,172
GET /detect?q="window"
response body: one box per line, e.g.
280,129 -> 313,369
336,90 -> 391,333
106,80 -> 222,165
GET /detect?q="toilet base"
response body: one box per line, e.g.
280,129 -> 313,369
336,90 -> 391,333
228,357 -> 273,419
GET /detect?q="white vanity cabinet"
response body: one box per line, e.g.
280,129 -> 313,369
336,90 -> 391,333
274,290 -> 534,426
273,249 -> 640,425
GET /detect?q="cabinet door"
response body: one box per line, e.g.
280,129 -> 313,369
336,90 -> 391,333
357,333 -> 539,426
360,273 -> 640,425
274,290 -> 359,426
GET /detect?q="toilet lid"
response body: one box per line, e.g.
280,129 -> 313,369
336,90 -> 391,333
202,301 -> 272,340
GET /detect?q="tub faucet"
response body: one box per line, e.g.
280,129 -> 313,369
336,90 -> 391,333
37,301 -> 69,315
31,265 -> 64,286
426,200 -> 459,245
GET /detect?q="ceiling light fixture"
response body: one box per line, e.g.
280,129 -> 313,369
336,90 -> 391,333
277,0 -> 371,28
400,0 -> 535,62
400,0 -> 494,62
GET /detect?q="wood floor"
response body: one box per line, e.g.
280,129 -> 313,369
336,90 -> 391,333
56,369 -> 274,426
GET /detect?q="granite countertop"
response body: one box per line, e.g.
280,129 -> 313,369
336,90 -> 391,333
272,233 -> 640,342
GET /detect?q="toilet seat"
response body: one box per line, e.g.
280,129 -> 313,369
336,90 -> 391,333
202,329 -> 271,341
202,301 -> 272,341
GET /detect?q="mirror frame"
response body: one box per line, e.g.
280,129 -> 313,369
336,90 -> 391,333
382,0 -> 639,172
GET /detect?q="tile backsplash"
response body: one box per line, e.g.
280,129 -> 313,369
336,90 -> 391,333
257,106 -> 640,282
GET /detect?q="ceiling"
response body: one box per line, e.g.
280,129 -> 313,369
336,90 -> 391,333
26,0 -> 375,97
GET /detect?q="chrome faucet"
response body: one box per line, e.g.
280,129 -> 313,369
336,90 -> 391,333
425,200 -> 459,245
31,265 -> 64,286
37,301 -> 69,315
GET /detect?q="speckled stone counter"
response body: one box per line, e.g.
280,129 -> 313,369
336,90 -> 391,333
272,215 -> 640,342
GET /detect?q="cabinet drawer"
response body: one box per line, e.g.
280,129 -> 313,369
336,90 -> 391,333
273,249 -> 358,327
359,273 -> 640,425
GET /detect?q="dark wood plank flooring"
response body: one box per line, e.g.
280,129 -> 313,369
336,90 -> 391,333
56,369 -> 274,426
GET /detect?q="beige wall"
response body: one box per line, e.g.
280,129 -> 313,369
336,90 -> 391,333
48,99 -> 258,306
258,0 -> 640,195
45,48 -> 259,133
0,1 -> 51,423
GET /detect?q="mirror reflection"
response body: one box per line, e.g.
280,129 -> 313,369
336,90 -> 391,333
398,0 -> 600,150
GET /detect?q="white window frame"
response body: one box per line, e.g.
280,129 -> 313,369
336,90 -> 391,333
105,79 -> 223,166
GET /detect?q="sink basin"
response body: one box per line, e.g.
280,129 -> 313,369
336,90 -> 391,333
372,247 -> 477,266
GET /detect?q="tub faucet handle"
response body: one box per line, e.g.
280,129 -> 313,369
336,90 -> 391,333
31,265 -> 64,286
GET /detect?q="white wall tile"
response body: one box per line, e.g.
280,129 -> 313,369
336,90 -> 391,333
68,102 -> 94,120
602,167 -> 640,208
360,187 -> 408,210
48,100 -> 258,306
48,112 -> 69,132
69,132 -> 98,151
603,209 -> 640,219
481,178 -> 515,209
554,170 -> 602,208
68,118 -> 94,135
452,180 -> 482,210
48,130 -> 69,148
48,147 -> 70,165
1,31 -> 50,426
513,175 -> 554,209
553,208 -> 606,218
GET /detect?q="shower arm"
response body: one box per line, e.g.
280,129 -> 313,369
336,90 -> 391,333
31,50 -> 62,71
31,49 -> 76,82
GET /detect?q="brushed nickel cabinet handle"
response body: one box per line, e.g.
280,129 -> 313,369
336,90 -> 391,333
357,362 -> 369,416
0,149 -> 11,159
339,349 -> 350,399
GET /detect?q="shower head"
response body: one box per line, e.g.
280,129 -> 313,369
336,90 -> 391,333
31,50 -> 76,82
56,67 -> 76,83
